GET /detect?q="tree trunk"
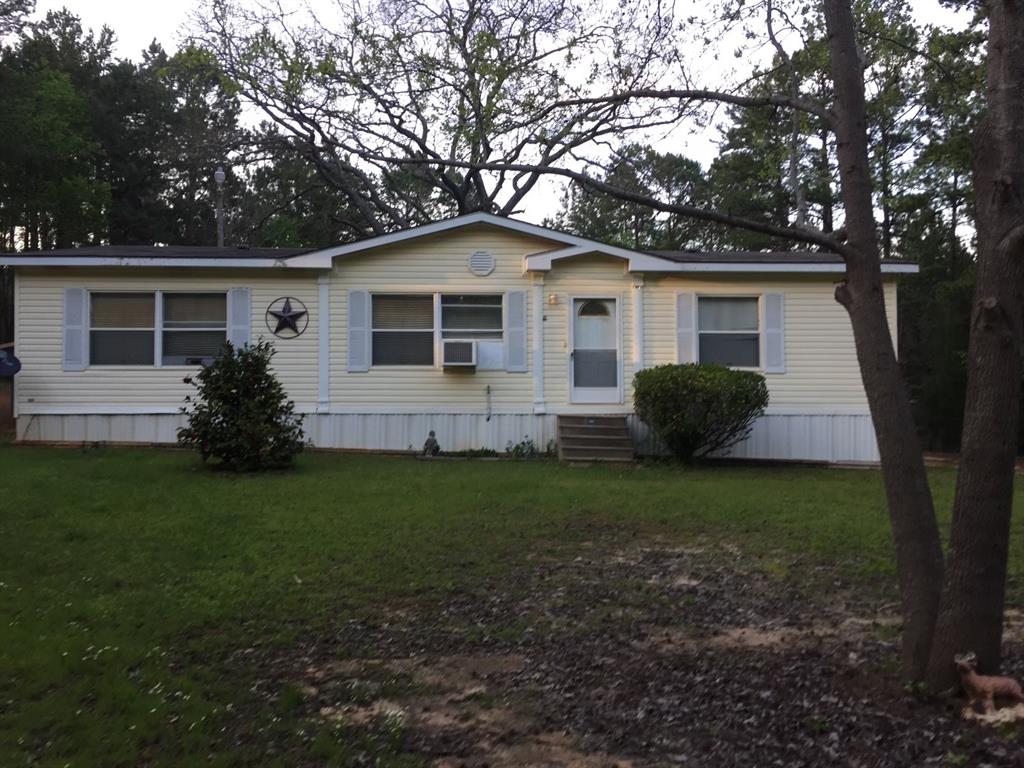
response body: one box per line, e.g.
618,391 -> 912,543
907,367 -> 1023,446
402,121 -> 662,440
0,266 -> 12,344
949,172 -> 960,279
823,0 -> 945,680
925,0 -> 1024,690
28,210 -> 38,251
820,124 -> 834,233
880,122 -> 892,261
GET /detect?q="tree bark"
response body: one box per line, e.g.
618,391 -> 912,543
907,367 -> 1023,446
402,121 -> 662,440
820,123 -> 834,233
949,172 -> 960,279
823,0 -> 945,679
880,122 -> 892,260
925,0 -> 1024,690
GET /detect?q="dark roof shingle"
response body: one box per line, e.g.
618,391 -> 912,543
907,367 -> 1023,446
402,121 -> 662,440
15,245 -> 314,260
648,250 -> 910,266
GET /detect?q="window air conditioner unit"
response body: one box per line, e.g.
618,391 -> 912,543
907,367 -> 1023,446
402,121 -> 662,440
442,339 -> 477,369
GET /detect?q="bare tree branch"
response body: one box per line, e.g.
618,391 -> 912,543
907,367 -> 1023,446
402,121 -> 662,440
347,151 -> 849,253
535,87 -> 835,125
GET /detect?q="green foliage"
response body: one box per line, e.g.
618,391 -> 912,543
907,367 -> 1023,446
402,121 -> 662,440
547,143 -> 713,250
0,11 -> 247,251
703,104 -> 796,250
505,436 -> 556,459
177,340 -> 305,471
633,364 -> 769,461
233,150 -> 381,247
444,447 -> 500,458
0,42 -> 110,248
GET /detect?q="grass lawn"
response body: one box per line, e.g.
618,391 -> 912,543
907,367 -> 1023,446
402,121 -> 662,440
1,444 -> 1022,766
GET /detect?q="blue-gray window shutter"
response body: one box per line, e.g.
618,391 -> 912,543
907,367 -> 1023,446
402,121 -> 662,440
505,290 -> 527,372
763,293 -> 785,373
63,287 -> 87,371
228,288 -> 251,349
347,289 -> 370,372
676,292 -> 696,363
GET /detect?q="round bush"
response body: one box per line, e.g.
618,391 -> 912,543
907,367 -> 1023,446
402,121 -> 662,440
633,363 -> 769,461
177,340 -> 305,471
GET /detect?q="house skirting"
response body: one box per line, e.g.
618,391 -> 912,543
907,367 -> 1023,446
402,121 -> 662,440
15,410 -> 879,464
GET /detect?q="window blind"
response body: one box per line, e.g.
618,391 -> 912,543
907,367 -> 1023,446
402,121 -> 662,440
372,295 -> 433,329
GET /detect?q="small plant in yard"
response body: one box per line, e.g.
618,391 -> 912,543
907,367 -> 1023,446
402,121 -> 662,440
444,447 -> 500,458
505,436 -> 557,458
633,363 -> 769,462
177,339 -> 305,471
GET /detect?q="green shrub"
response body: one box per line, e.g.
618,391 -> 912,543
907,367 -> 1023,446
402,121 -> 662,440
505,436 -> 557,458
177,340 -> 305,471
633,363 -> 769,461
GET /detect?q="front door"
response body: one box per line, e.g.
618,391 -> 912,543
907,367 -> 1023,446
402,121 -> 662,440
570,297 -> 620,403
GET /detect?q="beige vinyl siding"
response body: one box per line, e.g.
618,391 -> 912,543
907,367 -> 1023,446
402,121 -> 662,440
642,274 -> 899,410
13,225 -> 901,420
542,254 -> 635,409
14,268 -> 321,411
328,226 -> 560,411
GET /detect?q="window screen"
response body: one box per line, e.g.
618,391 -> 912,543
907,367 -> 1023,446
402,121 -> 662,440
372,295 -> 434,365
441,294 -> 502,340
89,293 -> 155,365
697,297 -> 760,367
162,293 -> 227,365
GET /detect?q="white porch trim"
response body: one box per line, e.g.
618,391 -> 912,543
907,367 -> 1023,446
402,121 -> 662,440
632,275 -> 645,370
317,274 -> 331,412
532,275 -> 546,413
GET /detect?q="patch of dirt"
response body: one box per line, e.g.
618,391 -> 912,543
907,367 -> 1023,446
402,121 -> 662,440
242,545 -> 1024,766
437,731 -> 635,768
305,652 -> 637,767
963,703 -> 1024,725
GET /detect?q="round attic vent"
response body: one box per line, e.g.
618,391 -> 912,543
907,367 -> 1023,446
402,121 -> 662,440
468,249 -> 496,276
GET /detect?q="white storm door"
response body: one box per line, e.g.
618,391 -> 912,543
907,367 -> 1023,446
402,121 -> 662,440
570,297 -> 621,404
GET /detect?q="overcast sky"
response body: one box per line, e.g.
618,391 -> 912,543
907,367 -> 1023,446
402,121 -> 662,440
32,0 -> 973,225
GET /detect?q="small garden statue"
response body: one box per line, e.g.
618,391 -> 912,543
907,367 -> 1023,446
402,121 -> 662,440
423,430 -> 440,456
956,652 -> 1024,714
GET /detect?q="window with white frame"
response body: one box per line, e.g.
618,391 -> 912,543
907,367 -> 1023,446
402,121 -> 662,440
697,296 -> 760,368
372,294 -> 435,365
89,292 -> 155,365
370,293 -> 505,367
442,294 -> 504,369
161,293 -> 227,365
88,291 -> 227,366
440,295 -> 502,340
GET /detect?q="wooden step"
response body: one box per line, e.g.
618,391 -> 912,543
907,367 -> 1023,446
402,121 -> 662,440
558,415 -> 629,427
558,426 -> 631,439
560,446 -> 636,462
556,415 -> 634,462
559,433 -> 633,446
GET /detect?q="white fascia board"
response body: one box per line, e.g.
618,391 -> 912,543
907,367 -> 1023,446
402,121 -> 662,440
649,262 -> 919,274
524,245 -> 670,272
881,263 -> 920,274
523,248 -> 919,275
287,211 -> 658,268
0,257 -> 323,269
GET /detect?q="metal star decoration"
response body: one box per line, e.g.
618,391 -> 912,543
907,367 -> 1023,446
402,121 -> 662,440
267,297 -> 308,337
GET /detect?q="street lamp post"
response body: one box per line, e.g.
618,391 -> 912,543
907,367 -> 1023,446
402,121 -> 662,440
214,166 -> 226,248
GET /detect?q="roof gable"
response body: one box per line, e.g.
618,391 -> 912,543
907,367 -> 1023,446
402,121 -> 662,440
284,211 -> 645,268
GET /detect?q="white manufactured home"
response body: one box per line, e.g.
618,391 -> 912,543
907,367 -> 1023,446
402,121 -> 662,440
1,213 -> 914,462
